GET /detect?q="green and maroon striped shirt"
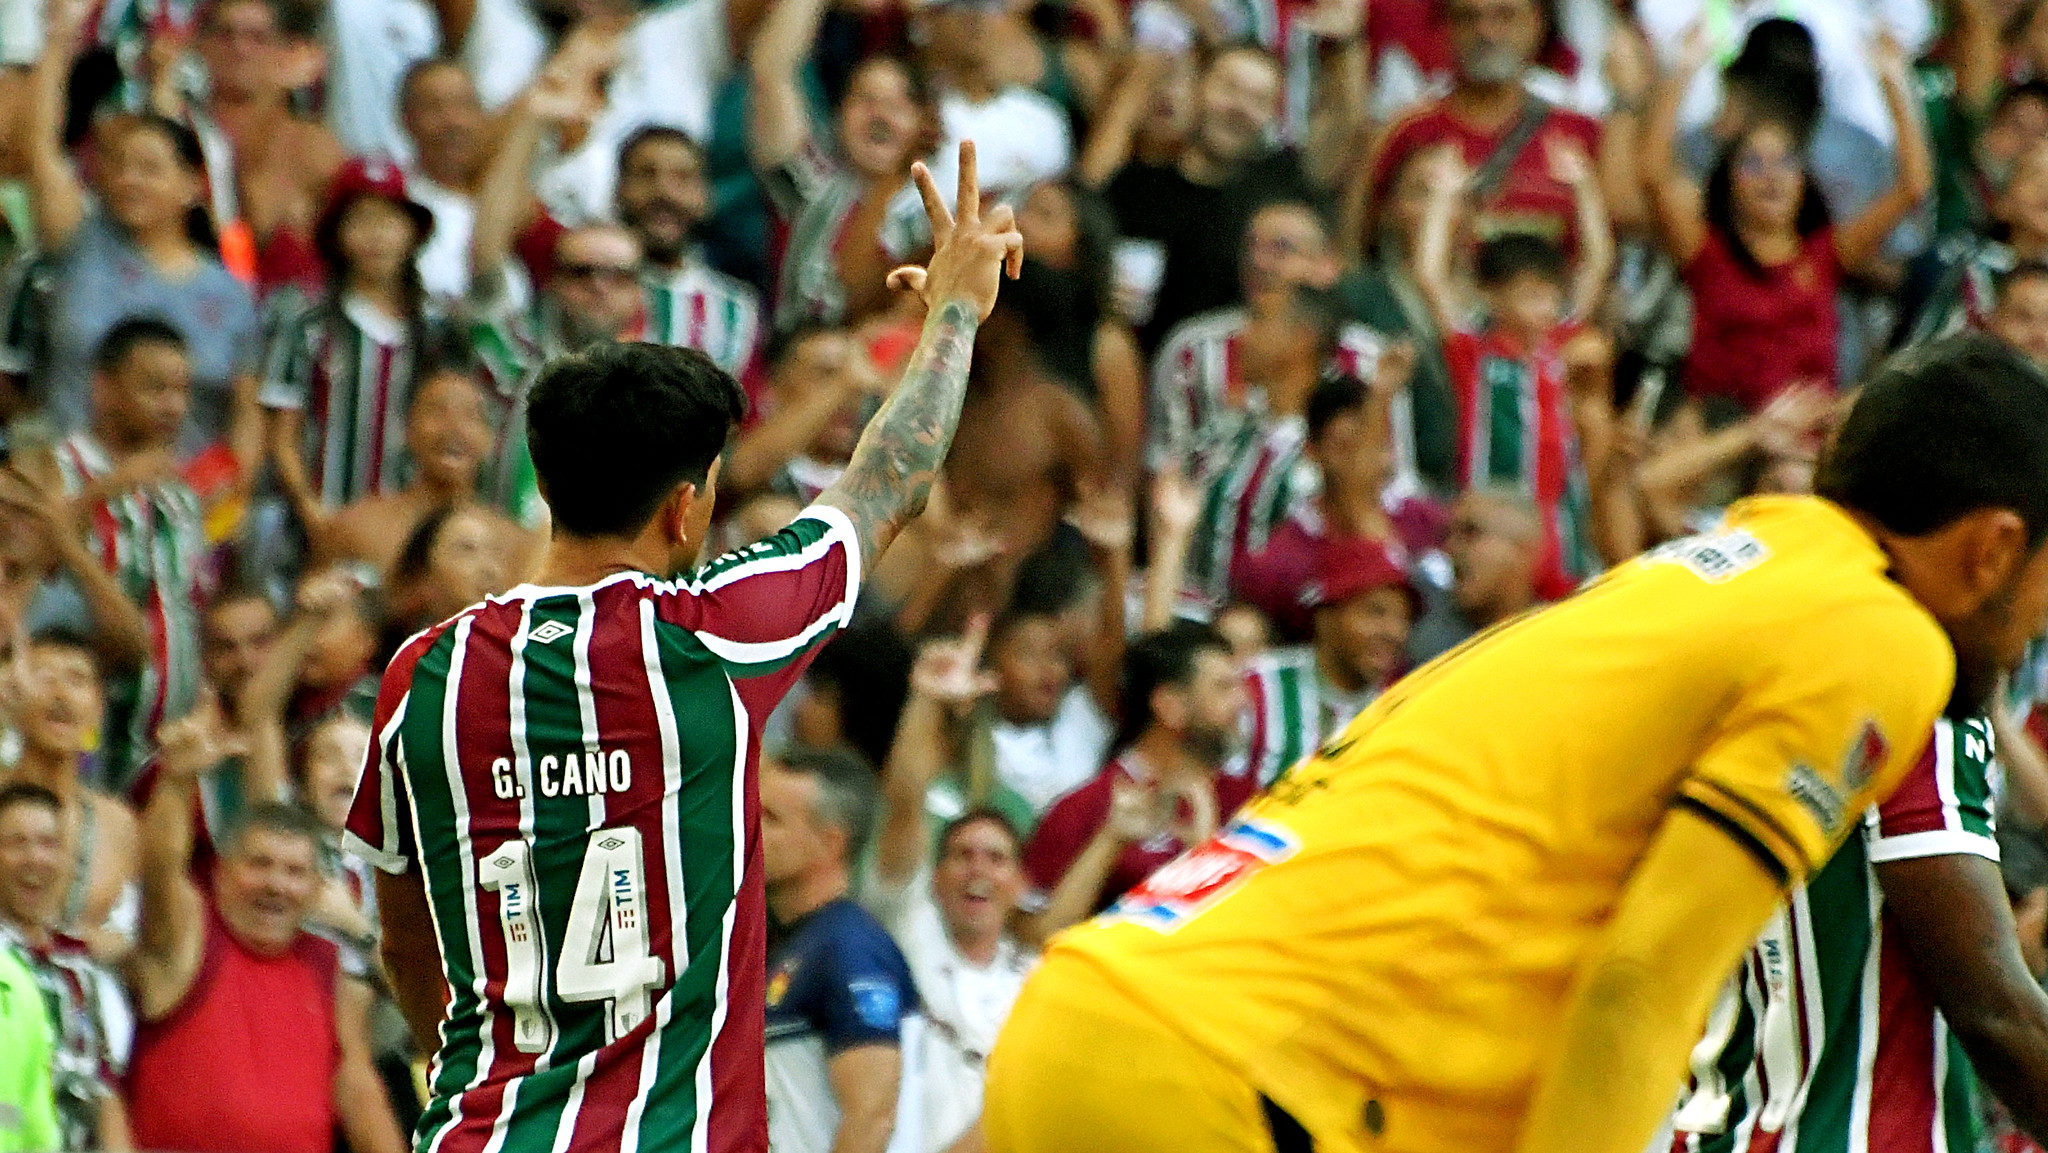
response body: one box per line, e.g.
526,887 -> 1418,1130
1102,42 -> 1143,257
1668,716 -> 1998,1153
345,507 -> 860,1153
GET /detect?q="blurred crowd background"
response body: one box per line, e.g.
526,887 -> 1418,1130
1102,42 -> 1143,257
6,0 -> 2048,1149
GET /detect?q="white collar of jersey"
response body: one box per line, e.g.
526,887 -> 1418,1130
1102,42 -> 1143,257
493,570 -> 646,602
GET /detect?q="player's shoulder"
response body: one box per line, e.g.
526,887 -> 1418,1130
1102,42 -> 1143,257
682,504 -> 860,592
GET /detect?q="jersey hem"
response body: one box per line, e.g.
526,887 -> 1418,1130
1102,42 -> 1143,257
1867,828 -> 2000,864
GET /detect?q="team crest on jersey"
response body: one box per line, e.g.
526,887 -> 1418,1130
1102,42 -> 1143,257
1110,818 -> 1300,933
767,963 -> 796,1007
1786,762 -> 1846,833
1839,721 -> 1887,795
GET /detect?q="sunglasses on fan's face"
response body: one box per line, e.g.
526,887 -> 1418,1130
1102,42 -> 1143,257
555,262 -> 639,285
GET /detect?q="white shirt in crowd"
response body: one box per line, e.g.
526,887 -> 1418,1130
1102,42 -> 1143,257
461,0 -> 732,225
404,168 -> 474,301
862,869 -> 1038,1153
323,0 -> 440,162
923,87 -> 1073,207
1639,0 -> 1932,148
989,684 -> 1112,816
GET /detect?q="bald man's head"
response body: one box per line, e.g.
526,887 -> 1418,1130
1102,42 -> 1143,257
1446,487 -> 1543,621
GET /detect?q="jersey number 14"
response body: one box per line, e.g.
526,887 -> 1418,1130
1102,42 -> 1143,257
477,827 -> 669,1054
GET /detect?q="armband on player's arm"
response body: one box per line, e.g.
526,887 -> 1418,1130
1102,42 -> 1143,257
1514,806 -> 1785,1153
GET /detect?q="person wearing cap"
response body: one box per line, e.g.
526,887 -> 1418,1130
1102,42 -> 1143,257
1238,536 -> 1418,787
260,159 -> 456,551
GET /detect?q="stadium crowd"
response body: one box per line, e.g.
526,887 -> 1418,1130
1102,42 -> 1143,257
5,0 -> 2048,1148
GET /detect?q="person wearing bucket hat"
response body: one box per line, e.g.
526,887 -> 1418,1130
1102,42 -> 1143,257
1238,534 -> 1417,787
260,158 -> 456,547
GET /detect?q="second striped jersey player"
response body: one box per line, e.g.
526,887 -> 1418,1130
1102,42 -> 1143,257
349,141 -> 1026,1153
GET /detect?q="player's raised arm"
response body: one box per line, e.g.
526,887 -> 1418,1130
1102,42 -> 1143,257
817,140 -> 1025,565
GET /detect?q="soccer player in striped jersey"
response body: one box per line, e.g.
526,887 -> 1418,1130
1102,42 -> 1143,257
1667,716 -> 2048,1151
350,141 -> 1022,1153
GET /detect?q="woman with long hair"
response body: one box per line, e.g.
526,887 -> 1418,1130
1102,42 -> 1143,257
1644,30 -> 1931,411
257,160 -> 456,553
1014,178 -> 1144,481
748,0 -> 942,332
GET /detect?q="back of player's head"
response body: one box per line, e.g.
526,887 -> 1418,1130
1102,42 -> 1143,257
773,744 -> 879,864
1817,333 -> 2048,548
1115,621 -> 1232,750
525,342 -> 748,539
1474,233 -> 1567,290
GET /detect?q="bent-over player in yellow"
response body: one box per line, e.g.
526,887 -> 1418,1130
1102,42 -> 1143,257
982,335 -> 2048,1153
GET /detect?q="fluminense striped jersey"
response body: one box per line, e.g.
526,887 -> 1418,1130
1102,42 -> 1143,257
1148,308 -> 1412,489
1444,325 -> 1594,596
53,432 -> 206,792
759,139 -> 931,334
1237,647 -> 1377,787
259,292 -> 449,508
641,265 -> 762,381
343,507 -> 862,1153
1668,716 -> 1999,1153
1182,415 -> 1313,612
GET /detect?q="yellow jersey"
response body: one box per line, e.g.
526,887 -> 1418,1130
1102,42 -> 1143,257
1045,496 -> 1955,1148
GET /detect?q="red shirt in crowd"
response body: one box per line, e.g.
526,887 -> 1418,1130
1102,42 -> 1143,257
1023,754 -> 1262,915
126,902 -> 341,1153
1683,227 -> 1842,411
1371,99 -> 1602,253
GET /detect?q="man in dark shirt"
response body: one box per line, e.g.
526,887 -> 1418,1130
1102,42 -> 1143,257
762,746 -> 920,1153
1105,45 -> 1319,350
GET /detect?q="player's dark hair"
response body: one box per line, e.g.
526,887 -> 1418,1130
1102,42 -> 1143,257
774,744 -> 880,864
937,807 -> 1023,860
221,801 -> 325,857
1307,371 -> 1370,442
95,316 -> 188,374
1474,233 -> 1568,290
1817,333 -> 2048,548
763,322 -> 848,376
1114,622 -> 1232,753
0,781 -> 62,823
525,342 -> 748,538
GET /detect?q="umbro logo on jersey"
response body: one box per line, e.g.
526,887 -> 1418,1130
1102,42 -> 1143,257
529,621 -> 575,644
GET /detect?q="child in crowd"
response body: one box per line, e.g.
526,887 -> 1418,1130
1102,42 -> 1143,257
1415,141 -> 1611,599
260,160 -> 454,550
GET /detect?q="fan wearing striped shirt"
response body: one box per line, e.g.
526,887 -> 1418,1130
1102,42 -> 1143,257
356,143 -> 1022,1153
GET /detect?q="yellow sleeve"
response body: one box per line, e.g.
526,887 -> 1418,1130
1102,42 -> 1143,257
1675,599 -> 1953,886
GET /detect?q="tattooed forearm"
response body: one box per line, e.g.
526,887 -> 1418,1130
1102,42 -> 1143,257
819,299 -> 981,563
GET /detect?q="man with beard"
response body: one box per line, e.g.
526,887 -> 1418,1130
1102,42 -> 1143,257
470,103 -> 761,381
1101,45 -> 1322,350
1019,623 -> 1251,940
1354,0 -> 1609,261
1237,536 -> 1417,787
981,332 -> 2048,1153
